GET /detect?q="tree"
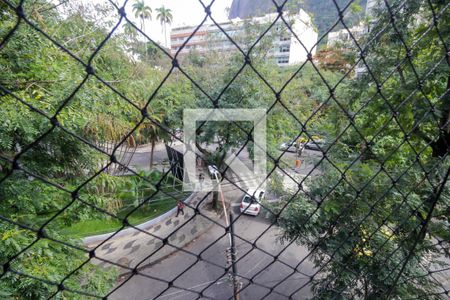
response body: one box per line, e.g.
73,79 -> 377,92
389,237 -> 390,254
138,113 -> 163,171
123,22 -> 138,40
0,221 -> 117,299
132,0 -> 152,33
0,0 -> 172,297
277,0 -> 449,298
156,6 -> 173,48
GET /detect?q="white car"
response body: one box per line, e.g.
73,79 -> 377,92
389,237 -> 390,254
240,188 -> 265,216
208,165 -> 221,179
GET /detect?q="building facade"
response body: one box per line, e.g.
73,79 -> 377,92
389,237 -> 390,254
170,10 -> 318,67
326,24 -> 367,48
326,0 -> 382,77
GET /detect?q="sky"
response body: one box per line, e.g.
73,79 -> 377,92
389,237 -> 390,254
120,0 -> 233,47
58,0 -> 233,48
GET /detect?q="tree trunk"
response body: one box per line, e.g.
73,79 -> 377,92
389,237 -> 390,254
431,75 -> 450,158
164,24 -> 167,48
412,75 -> 449,158
212,191 -> 219,211
397,64 -> 407,87
149,139 -> 155,170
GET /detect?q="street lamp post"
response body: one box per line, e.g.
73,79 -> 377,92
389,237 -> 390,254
213,172 -> 241,300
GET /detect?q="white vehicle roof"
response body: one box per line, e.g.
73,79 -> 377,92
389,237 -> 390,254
245,188 -> 265,198
208,165 -> 219,172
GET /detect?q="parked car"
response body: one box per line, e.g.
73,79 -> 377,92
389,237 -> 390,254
305,139 -> 326,151
279,137 -> 309,153
208,165 -> 221,179
240,188 -> 265,216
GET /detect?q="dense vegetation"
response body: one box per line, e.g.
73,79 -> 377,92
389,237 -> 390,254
0,0 -> 448,299
277,0 -> 449,298
0,0 -> 186,298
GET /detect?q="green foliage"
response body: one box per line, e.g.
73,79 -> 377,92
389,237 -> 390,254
0,0 -> 185,298
1,0 -> 447,298
132,0 -> 152,31
278,0 -> 449,298
0,224 -> 117,299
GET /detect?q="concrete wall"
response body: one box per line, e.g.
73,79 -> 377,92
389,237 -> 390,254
86,193 -> 221,274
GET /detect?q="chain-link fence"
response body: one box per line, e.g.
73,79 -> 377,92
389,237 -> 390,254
0,0 -> 449,299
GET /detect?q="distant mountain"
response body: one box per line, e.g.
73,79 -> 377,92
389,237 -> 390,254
304,0 -> 368,38
228,0 -> 367,39
228,0 -> 276,19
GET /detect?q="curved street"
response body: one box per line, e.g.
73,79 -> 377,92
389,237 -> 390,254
110,191 -> 316,300
102,145 -> 322,299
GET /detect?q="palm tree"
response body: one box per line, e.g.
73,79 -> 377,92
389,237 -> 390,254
156,6 -> 173,48
138,111 -> 164,171
122,22 -> 137,39
132,0 -> 152,33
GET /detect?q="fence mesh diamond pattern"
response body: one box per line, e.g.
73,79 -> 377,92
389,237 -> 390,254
0,0 -> 449,299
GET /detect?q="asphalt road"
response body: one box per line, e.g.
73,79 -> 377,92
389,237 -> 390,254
110,202 -> 315,300
122,142 -> 322,174
108,145 -> 321,300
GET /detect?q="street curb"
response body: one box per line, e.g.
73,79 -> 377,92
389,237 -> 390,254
118,213 -> 223,276
133,141 -> 184,153
118,205 -> 226,277
82,193 -> 195,245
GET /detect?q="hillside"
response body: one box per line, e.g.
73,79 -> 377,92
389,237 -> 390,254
229,0 -> 367,39
305,0 -> 368,38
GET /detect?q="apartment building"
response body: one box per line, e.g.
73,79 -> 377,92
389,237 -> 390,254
170,9 -> 318,66
326,0 -> 382,76
327,24 -> 367,48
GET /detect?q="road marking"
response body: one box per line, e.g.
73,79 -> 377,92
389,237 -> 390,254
243,256 -> 272,277
151,279 -> 226,300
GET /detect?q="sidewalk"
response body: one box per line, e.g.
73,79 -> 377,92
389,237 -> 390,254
133,141 -> 184,154
87,192 -> 222,274
122,141 -> 185,173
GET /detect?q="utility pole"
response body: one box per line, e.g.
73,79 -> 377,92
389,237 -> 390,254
213,171 -> 230,243
229,212 -> 241,300
213,172 -> 241,300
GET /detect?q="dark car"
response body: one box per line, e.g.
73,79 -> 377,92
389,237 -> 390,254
305,139 -> 326,151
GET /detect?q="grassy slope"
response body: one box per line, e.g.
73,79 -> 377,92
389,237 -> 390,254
61,178 -> 190,238
60,198 -> 178,238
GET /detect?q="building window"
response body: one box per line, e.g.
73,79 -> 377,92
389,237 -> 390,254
277,56 -> 289,64
280,35 -> 290,41
280,45 -> 290,52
